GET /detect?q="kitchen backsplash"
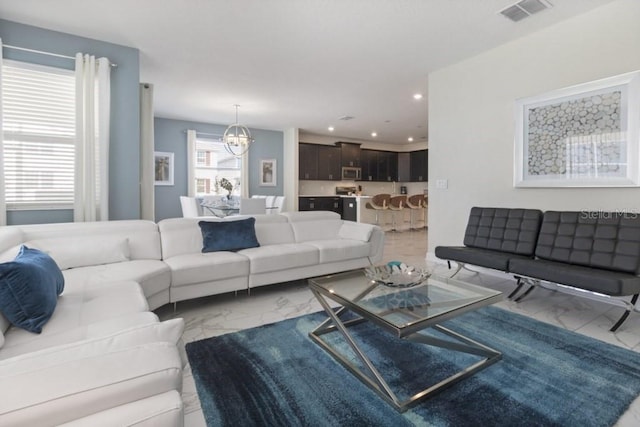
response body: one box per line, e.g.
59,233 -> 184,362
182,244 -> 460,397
299,180 -> 428,196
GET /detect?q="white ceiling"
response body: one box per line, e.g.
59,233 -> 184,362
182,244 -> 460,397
0,0 -> 616,145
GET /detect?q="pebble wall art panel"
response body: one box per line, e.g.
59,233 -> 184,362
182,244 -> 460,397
514,71 -> 640,187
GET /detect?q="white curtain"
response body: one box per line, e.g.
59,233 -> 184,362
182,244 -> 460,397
187,129 -> 197,197
74,53 -> 111,222
0,39 -> 5,226
140,83 -> 155,221
241,150 -> 249,198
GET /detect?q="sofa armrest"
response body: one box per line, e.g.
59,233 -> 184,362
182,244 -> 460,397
0,318 -> 184,426
0,341 -> 182,426
368,226 -> 385,264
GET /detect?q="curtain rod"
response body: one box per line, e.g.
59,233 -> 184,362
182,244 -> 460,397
184,130 -> 224,138
2,44 -> 118,68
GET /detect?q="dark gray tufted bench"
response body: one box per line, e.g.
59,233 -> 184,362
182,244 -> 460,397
435,206 -> 543,277
509,211 -> 640,331
436,207 -> 640,331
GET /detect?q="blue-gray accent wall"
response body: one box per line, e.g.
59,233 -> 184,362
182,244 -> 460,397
1,19 -> 141,225
154,118 -> 284,221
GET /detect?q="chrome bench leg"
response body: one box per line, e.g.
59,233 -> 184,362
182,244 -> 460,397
514,283 -> 536,302
610,294 -> 639,332
507,277 -> 525,300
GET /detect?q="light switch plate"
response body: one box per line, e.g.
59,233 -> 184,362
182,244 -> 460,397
436,179 -> 448,189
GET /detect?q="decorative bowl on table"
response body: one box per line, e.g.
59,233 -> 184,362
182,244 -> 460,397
364,262 -> 430,288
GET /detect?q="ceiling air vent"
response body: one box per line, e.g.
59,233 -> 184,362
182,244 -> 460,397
338,115 -> 354,121
500,0 -> 552,22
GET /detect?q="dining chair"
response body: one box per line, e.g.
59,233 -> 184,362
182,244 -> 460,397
180,196 -> 201,218
240,198 -> 266,215
272,196 -> 286,214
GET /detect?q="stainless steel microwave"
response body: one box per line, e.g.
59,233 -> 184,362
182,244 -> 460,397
341,167 -> 361,180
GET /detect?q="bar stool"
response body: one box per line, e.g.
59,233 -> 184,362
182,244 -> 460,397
365,194 -> 390,226
421,195 -> 428,229
388,195 -> 407,231
406,194 -> 424,230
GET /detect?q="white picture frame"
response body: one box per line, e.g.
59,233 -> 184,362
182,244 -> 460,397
259,159 -> 276,187
514,71 -> 640,187
154,151 -> 174,186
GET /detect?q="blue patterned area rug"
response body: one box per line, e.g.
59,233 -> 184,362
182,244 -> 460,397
186,306 -> 640,426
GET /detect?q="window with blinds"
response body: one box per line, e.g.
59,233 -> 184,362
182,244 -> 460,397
2,60 -> 76,210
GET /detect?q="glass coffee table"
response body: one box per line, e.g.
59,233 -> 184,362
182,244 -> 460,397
308,268 -> 503,412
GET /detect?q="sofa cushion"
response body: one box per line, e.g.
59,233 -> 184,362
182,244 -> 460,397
0,227 -> 23,255
463,207 -> 543,256
290,219 -> 343,243
239,243 -> 319,274
305,240 -> 371,264
435,246 -> 517,272
0,246 -> 65,334
18,220 -> 161,261
535,211 -> 640,274
0,312 -> 159,361
61,260 -> 171,301
199,218 -> 260,252
509,258 -> 640,296
338,222 -> 374,242
0,314 -> 9,349
164,252 -> 249,287
27,236 -> 130,270
254,222 -> 296,246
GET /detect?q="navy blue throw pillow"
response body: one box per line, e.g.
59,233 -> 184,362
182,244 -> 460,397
199,218 -> 260,253
0,245 -> 65,333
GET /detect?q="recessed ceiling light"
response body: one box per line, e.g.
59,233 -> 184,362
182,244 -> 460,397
413,93 -> 423,100
371,132 -> 377,137
408,137 -> 414,142
328,126 -> 334,132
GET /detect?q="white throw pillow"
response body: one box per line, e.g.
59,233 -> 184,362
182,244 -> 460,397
25,236 -> 130,270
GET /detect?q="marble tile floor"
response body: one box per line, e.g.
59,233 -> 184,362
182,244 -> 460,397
157,228 -> 640,427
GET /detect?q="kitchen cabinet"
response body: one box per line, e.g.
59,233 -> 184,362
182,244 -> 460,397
300,142 -> 426,183
317,145 -> 341,181
298,197 -> 343,216
359,149 -> 376,181
337,142 -> 361,167
398,152 -> 410,182
360,149 -> 397,182
410,149 -> 428,182
299,143 -> 318,180
377,151 -> 398,182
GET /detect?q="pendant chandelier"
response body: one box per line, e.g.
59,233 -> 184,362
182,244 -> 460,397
223,104 -> 254,157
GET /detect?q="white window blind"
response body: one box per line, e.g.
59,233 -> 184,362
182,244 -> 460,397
2,60 -> 76,210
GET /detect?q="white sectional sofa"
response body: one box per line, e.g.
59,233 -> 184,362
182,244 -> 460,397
158,211 -> 384,303
0,221 -> 184,427
0,211 -> 384,426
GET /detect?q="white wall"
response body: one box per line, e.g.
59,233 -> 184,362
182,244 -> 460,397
428,0 -> 640,255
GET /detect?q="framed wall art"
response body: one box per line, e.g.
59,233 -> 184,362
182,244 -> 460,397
154,151 -> 174,186
259,159 -> 276,187
514,71 -> 640,187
